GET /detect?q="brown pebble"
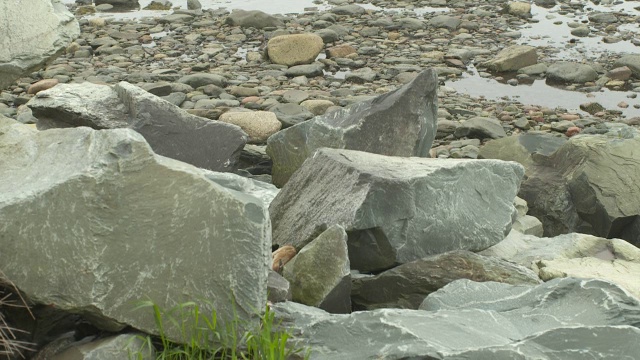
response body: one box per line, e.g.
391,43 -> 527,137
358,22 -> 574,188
566,126 -> 581,137
27,79 -> 59,95
272,245 -> 297,273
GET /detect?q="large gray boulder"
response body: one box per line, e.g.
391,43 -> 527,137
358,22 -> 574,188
27,81 -> 247,172
266,68 -> 438,187
478,132 -> 567,175
351,250 -> 541,310
518,133 -> 640,243
482,231 -> 640,299
546,62 -> 598,84
272,278 -> 640,359
0,0 -> 80,90
270,148 -> 524,272
282,225 -> 351,314
0,120 -> 270,339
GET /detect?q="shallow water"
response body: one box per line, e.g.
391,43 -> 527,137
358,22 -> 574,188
446,65 -> 640,117
518,3 -> 640,61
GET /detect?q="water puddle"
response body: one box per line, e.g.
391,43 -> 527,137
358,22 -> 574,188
446,65 -> 640,118
517,3 -> 640,61
357,3 -> 449,17
62,0 -> 332,17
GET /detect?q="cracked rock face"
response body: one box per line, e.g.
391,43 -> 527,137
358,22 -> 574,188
0,0 -> 80,90
266,68 -> 439,187
27,81 -> 247,172
0,119 -> 270,339
272,278 -> 640,360
270,148 -> 524,272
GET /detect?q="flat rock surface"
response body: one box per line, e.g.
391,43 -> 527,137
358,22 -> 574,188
270,148 -> 524,271
0,119 -> 270,339
273,278 -> 640,360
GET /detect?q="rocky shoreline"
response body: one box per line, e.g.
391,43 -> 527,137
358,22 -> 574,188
2,0 -> 640,359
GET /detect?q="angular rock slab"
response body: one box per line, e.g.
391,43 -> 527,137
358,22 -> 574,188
27,81 -> 247,172
283,225 -> 351,313
272,278 -> 640,359
266,68 -> 438,187
518,134 -> 640,243
482,231 -> 640,299
0,121 -> 270,339
0,0 -> 80,90
351,250 -> 541,310
270,148 -> 525,272
479,132 -> 567,174
52,334 -> 154,360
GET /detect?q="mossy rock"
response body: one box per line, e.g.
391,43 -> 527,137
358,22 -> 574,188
143,1 -> 172,10
76,6 -> 96,15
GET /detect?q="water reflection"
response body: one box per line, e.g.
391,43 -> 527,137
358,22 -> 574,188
446,65 -> 640,118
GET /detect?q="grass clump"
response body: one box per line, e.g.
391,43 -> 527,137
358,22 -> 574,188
129,300 -> 309,360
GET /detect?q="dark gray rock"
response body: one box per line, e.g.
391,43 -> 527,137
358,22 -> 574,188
27,82 -> 247,172
283,225 -> 351,314
0,120 -> 270,339
546,62 -> 598,84
177,73 -> 227,88
270,148 -> 524,272
284,62 -> 325,77
269,103 -> 315,127
272,278 -> 640,360
331,4 -> 366,16
0,0 -> 80,90
267,270 -> 292,303
266,69 -> 439,187
351,250 -> 541,310
518,133 -> 640,244
224,9 -> 283,29
454,116 -> 507,139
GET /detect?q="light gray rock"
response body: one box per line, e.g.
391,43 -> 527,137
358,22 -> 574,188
270,148 -> 524,272
283,225 -> 351,314
351,250 -> 541,310
272,277 -> 640,359
613,54 -> 640,78
478,132 -> 567,174
0,0 -> 80,90
266,69 -> 439,187
225,9 -> 283,29
454,116 -> 507,139
27,82 -> 247,172
267,34 -> 324,66
345,67 -> 377,83
52,334 -> 154,360
511,215 -> 544,236
505,1 -> 531,18
187,0 -> 201,10
428,15 -> 461,30
0,120 -> 270,339
546,62 -> 598,84
482,45 -> 537,72
481,231 -> 640,299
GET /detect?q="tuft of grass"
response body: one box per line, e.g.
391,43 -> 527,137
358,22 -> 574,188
0,272 -> 35,359
129,300 -> 309,360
